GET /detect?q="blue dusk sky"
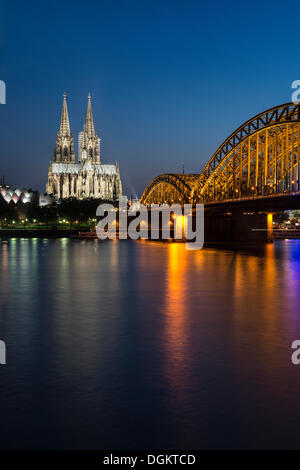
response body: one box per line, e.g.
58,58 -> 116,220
1,0 -> 300,196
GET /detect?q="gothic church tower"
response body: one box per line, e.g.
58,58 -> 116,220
46,92 -> 122,201
78,94 -> 100,163
54,93 -> 75,163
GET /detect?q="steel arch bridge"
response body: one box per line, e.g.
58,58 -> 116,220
140,102 -> 300,205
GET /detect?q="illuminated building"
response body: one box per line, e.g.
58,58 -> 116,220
46,93 -> 122,200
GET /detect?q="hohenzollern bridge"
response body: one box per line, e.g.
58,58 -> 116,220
141,102 -> 300,212
140,102 -> 300,242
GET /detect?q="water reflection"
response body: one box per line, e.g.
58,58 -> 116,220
162,244 -> 191,400
1,239 -> 300,448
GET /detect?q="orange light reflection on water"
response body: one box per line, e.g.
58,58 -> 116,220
161,243 -> 193,403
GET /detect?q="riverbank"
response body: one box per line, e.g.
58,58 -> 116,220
274,230 -> 300,239
0,229 -> 80,238
2,228 -> 300,241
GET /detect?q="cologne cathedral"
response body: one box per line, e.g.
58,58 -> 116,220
46,93 -> 122,200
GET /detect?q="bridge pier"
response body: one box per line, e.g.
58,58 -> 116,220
139,208 -> 273,244
204,212 -> 273,244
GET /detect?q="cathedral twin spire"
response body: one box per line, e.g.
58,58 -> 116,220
55,92 -> 75,163
59,92 -> 71,136
84,93 -> 95,136
79,93 -> 100,163
55,93 -> 100,164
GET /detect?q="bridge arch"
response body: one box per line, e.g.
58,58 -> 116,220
140,174 -> 200,205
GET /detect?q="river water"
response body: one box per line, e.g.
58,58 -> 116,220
0,238 -> 300,449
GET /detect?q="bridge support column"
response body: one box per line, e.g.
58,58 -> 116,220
267,213 -> 273,242
204,213 -> 273,243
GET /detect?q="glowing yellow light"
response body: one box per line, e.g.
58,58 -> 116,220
266,213 -> 273,242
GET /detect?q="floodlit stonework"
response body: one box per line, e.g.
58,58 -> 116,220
46,93 -> 122,200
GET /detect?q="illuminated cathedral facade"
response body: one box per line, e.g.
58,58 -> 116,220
46,93 -> 122,200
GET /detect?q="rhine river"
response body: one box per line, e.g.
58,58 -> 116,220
0,238 -> 300,449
